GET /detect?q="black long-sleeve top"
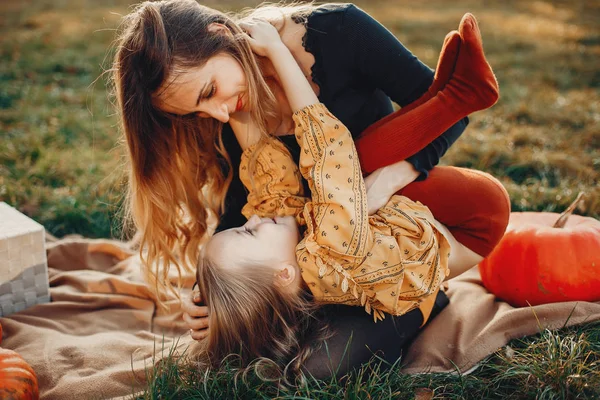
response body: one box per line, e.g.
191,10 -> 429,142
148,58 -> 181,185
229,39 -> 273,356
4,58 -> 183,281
217,3 -> 468,232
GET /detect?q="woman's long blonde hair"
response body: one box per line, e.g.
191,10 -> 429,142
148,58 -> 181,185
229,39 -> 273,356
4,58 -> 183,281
111,0 -> 284,298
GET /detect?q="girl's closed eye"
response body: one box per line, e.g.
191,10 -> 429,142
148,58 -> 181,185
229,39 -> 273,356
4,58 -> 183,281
244,226 -> 254,236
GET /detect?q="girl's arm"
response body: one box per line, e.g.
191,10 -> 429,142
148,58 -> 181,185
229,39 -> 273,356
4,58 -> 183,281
240,20 -> 318,112
239,136 -> 306,220
227,107 -> 306,220
241,19 -> 372,261
229,106 -> 306,220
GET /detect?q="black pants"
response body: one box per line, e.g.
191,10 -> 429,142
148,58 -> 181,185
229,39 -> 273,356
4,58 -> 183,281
302,291 -> 449,379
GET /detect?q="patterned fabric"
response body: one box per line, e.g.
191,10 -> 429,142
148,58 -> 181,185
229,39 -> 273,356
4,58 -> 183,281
240,104 -> 450,324
240,139 -> 307,221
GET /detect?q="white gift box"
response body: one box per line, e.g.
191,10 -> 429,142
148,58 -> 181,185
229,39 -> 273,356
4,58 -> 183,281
0,202 -> 50,317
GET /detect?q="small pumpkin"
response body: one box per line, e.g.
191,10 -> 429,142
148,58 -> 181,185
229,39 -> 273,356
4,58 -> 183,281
0,348 -> 39,400
479,193 -> 600,307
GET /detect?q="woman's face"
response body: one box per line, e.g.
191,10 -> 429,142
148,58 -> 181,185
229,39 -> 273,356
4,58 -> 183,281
156,53 -> 248,123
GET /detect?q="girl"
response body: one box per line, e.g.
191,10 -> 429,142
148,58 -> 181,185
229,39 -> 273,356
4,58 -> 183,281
112,0 -> 508,376
195,14 -> 497,373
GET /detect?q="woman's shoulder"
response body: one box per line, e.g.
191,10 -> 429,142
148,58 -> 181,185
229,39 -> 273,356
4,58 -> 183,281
292,3 -> 363,28
292,2 -> 353,21
292,3 -> 378,42
242,3 -> 367,31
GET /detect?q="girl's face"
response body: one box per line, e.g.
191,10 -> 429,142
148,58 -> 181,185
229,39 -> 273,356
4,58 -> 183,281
205,215 -> 302,290
156,53 -> 248,123
208,215 -> 300,266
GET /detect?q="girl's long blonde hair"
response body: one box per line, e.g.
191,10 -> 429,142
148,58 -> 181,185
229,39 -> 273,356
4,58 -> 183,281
195,250 -> 330,381
111,0 -> 283,298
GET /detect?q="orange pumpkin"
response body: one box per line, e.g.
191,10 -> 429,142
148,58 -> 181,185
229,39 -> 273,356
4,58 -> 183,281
0,348 -> 39,400
479,193 -> 600,307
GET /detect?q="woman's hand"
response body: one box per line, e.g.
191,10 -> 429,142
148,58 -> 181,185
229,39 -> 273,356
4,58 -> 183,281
364,160 -> 420,215
239,18 -> 286,58
182,290 -> 210,341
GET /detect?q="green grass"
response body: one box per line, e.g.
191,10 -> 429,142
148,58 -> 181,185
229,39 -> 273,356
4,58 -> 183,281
136,321 -> 600,399
1,0 -> 599,398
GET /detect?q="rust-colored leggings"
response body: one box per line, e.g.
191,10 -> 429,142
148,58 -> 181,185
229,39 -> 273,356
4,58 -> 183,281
357,141 -> 511,259
398,166 -> 510,257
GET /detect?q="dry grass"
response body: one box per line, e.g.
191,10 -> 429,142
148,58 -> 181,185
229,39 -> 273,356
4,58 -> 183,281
1,0 -> 598,236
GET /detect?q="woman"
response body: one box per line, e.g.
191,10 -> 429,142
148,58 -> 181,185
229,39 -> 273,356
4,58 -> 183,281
194,14 -> 500,376
112,0 -> 509,378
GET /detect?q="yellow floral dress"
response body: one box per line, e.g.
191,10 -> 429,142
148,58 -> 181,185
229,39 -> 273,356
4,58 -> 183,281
240,103 -> 450,324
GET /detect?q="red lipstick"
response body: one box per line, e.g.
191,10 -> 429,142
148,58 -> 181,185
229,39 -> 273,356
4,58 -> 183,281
235,94 -> 243,112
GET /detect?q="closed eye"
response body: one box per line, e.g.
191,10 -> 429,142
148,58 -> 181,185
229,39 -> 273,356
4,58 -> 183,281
205,84 -> 216,99
244,226 -> 254,236
186,84 -> 217,118
196,83 -> 216,107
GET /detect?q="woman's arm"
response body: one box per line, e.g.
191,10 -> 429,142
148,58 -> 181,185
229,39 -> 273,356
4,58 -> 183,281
364,160 -> 420,215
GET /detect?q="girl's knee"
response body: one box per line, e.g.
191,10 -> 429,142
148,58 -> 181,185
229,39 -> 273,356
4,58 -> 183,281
471,172 -> 511,257
474,170 -> 511,233
474,170 -> 510,213
445,168 -> 511,258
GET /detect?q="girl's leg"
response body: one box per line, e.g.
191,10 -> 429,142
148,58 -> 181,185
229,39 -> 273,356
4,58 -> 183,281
302,172 -> 510,380
430,216 -> 483,280
356,13 -> 499,173
353,15 -> 508,257
397,166 -> 511,258
359,29 -> 461,135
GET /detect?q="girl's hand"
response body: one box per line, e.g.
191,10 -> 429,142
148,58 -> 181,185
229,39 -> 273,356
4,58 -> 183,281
239,18 -> 286,58
182,290 -> 210,341
364,160 -> 420,215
